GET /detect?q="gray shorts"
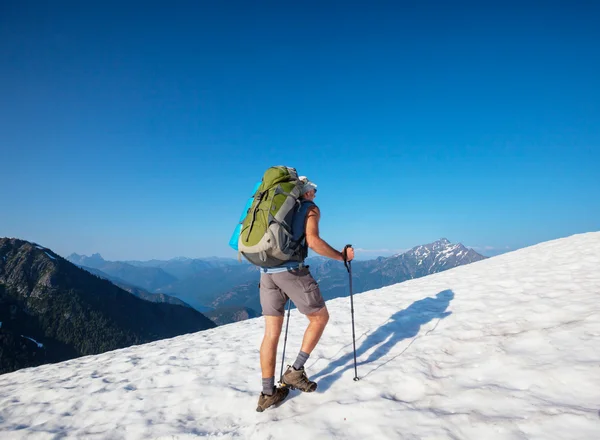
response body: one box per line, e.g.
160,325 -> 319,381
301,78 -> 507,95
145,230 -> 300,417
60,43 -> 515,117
259,267 -> 326,316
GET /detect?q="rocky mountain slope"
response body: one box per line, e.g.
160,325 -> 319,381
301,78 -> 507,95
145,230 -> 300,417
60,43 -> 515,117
0,238 -> 216,374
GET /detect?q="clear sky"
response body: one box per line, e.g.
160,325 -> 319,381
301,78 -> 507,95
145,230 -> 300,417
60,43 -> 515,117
1,1 -> 599,261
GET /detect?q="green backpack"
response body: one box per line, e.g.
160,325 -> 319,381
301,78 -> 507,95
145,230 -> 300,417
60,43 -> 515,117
238,166 -> 305,267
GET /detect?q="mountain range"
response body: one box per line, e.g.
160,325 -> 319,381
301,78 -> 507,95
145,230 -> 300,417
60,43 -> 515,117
67,238 -> 485,319
0,238 -> 216,375
72,265 -> 193,309
67,253 -> 179,291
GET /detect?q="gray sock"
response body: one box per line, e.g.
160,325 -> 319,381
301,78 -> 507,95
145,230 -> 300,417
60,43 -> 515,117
262,377 -> 275,395
292,351 -> 310,370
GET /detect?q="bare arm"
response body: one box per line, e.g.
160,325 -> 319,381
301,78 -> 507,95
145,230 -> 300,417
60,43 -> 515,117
304,206 -> 345,261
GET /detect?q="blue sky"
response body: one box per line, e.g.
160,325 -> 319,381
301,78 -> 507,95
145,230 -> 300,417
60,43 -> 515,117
1,1 -> 598,261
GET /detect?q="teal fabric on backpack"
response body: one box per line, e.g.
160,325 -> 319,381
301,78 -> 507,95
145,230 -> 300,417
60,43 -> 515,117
229,181 -> 261,251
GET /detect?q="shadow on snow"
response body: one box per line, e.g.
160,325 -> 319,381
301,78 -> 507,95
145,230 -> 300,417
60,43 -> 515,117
311,289 -> 454,392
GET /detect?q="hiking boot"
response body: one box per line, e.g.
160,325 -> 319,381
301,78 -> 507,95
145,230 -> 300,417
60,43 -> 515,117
256,386 -> 289,412
281,365 -> 317,392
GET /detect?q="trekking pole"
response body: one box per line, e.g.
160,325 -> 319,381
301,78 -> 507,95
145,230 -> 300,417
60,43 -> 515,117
279,299 -> 292,384
343,245 -> 360,382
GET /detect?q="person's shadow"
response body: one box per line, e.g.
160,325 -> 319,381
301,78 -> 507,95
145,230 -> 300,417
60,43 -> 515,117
310,289 -> 454,392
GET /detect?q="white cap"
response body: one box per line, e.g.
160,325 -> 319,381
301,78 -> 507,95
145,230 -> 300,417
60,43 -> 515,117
298,176 -> 318,195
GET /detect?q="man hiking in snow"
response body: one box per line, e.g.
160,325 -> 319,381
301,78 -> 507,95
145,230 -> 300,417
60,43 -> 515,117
256,177 -> 354,412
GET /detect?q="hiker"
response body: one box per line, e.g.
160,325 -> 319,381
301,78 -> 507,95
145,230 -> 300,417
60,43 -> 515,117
256,176 -> 354,411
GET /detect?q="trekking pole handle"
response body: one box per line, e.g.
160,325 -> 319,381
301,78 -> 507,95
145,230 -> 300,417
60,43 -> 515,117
343,244 -> 353,272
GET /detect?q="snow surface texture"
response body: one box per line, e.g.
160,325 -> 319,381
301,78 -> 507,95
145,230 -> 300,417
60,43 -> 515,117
1,233 -> 599,439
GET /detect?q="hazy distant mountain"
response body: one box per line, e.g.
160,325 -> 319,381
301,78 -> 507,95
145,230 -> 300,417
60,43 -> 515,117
67,254 -> 248,310
64,239 -> 485,323
0,238 -> 216,375
67,253 -> 177,291
77,266 -> 193,309
154,263 -> 259,311
205,306 -> 260,326
121,257 -> 240,280
208,280 -> 261,313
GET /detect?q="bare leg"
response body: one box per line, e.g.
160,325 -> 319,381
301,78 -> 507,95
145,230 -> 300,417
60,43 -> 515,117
260,315 -> 284,378
300,306 -> 330,355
